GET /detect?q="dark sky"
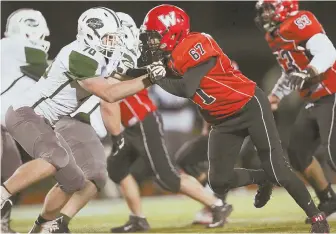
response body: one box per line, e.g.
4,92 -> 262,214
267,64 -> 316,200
2,1 -> 335,82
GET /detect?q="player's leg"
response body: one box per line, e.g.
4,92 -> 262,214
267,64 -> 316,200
57,118 -> 107,218
175,134 -> 230,225
247,87 -> 328,232
313,94 -> 336,218
2,107 -> 85,210
1,127 -> 22,233
287,105 -> 331,204
111,156 -> 158,233
107,129 -> 149,233
175,135 -> 210,183
240,136 -> 261,170
137,112 -> 232,228
129,156 -> 154,185
29,117 -> 107,233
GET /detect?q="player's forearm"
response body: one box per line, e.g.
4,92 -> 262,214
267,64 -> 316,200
271,72 -> 293,100
100,100 -> 122,136
78,75 -> 151,103
156,57 -> 217,98
101,75 -> 152,103
156,78 -> 189,98
306,33 -> 336,75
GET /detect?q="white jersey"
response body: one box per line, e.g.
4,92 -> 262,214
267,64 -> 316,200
70,47 -> 138,138
1,37 -> 48,126
12,40 -> 121,125
70,16 -> 140,138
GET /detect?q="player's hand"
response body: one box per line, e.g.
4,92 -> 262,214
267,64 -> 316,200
268,94 -> 280,111
288,67 -> 317,91
147,61 -> 166,84
111,133 -> 125,156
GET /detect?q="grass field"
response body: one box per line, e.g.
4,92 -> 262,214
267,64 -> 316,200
11,188 -> 336,233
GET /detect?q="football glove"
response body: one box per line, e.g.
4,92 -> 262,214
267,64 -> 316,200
111,133 -> 125,156
147,61 -> 166,84
288,67 -> 318,91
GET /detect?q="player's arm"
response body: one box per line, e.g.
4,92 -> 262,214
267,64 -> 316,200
78,62 -> 165,103
69,48 -> 163,103
271,72 -> 293,100
287,12 -> 336,90
155,57 -> 217,98
268,72 -> 292,111
289,33 -> 336,90
306,33 -> 336,75
78,75 -> 150,103
100,96 -> 126,156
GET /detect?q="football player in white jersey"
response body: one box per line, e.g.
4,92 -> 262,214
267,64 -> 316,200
1,6 -> 166,228
1,8 -> 50,233
27,11 -> 141,233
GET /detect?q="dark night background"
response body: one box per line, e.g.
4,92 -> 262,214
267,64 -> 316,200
2,1 -> 336,86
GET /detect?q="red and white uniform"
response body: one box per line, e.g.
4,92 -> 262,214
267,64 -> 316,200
168,32 -> 256,123
268,11 -> 336,100
120,89 -> 157,127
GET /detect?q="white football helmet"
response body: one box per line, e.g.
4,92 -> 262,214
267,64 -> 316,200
77,7 -> 127,59
117,12 -> 141,58
5,8 -> 50,52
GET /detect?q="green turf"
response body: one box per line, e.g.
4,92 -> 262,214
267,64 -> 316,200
11,188 -> 336,233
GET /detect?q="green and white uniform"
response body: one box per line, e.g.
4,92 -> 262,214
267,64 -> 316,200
11,40 -> 118,125
1,37 -> 48,126
70,47 -> 138,138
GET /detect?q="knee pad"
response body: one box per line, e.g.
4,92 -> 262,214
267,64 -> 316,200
35,132 -> 71,170
107,157 -> 129,184
287,147 -> 313,172
180,162 -> 207,180
130,169 -> 150,184
155,172 -> 181,193
54,163 -> 85,194
87,171 -> 108,191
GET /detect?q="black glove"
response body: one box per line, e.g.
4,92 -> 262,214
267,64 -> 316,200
111,134 -> 125,156
288,67 -> 318,91
146,61 -> 166,84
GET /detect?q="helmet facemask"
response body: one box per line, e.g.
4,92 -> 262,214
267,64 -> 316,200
139,29 -> 171,66
255,2 -> 279,32
98,30 -> 126,59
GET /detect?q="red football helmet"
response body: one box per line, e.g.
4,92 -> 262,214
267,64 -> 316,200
139,4 -> 190,64
255,0 -> 299,32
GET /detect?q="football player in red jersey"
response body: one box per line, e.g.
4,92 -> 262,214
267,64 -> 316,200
255,0 -> 336,223
107,87 -> 235,232
136,4 -> 329,232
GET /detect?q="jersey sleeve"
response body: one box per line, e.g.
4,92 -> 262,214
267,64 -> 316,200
24,47 -> 48,66
170,33 -> 219,75
284,11 -> 324,42
68,50 -> 100,80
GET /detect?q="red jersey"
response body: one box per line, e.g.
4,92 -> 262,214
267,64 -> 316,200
168,32 -> 256,123
120,89 -> 157,127
266,10 -> 336,100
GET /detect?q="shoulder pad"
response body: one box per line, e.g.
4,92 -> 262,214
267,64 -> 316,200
68,50 -> 99,80
170,32 -> 218,74
280,11 -> 324,42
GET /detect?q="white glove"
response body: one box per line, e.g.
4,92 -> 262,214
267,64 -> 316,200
146,61 -> 166,84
